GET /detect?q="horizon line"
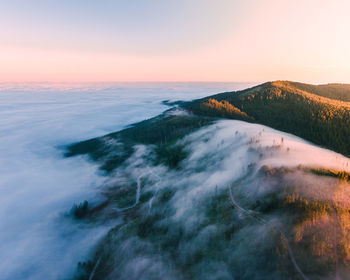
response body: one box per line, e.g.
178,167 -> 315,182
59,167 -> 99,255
0,80 -> 349,86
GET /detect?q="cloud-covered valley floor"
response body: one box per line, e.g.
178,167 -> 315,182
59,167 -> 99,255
0,83 -> 249,280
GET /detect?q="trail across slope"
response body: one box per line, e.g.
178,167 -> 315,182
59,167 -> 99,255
228,186 -> 309,280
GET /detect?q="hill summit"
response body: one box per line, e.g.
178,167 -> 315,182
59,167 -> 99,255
184,81 -> 350,157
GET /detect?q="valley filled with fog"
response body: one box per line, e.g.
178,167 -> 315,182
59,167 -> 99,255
0,82 -> 250,280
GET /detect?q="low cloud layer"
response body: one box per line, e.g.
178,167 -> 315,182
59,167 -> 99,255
0,83 -> 249,279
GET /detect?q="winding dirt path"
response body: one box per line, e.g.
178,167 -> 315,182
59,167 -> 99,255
228,186 -> 309,280
113,173 -> 146,211
113,168 -> 162,213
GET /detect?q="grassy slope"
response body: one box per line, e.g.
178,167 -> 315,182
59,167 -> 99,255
185,81 -> 350,157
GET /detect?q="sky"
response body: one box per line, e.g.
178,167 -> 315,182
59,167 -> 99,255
0,0 -> 349,83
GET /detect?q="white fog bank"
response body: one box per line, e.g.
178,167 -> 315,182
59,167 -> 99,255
0,82 -> 251,279
167,119 -> 350,222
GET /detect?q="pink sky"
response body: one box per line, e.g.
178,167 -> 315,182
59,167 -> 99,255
1,0 -> 349,83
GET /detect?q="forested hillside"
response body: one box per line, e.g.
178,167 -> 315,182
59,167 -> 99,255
67,82 -> 350,280
66,111 -> 212,172
285,81 -> 350,102
185,81 -> 350,157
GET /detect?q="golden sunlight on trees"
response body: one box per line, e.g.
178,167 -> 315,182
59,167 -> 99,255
284,170 -> 350,272
186,81 -> 350,157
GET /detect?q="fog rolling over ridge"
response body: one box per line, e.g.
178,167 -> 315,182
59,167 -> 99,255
70,108 -> 350,279
0,82 -> 250,280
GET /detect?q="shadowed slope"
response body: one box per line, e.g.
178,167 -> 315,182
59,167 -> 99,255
66,109 -> 213,172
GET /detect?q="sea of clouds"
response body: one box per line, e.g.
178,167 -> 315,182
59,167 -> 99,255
0,82 -> 252,280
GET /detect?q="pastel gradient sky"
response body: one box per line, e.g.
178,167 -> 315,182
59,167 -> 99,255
1,0 -> 349,83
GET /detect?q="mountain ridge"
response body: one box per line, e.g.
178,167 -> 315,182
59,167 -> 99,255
184,80 -> 350,157
66,81 -> 350,280
277,80 -> 350,102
